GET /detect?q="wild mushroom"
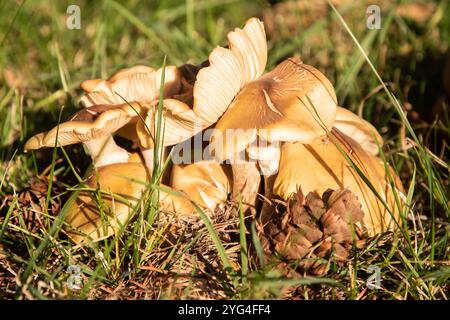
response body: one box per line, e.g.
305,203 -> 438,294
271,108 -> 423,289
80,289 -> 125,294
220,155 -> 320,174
132,18 -> 268,214
208,56 -> 338,218
170,160 -> 232,211
66,149 -> 235,244
273,128 -> 405,236
24,102 -> 146,167
26,18 -> 288,226
24,65 -> 182,169
65,152 -> 196,244
79,65 -> 182,107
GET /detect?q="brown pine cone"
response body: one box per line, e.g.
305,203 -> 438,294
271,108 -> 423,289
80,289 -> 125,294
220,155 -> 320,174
2,177 -> 62,234
260,188 -> 368,275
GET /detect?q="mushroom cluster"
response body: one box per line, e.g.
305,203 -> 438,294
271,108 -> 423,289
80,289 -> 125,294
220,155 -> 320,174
261,188 -> 368,276
25,17 -> 404,245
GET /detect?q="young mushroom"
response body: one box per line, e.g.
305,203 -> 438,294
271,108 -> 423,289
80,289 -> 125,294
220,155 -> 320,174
273,128 -> 405,236
132,18 -> 269,214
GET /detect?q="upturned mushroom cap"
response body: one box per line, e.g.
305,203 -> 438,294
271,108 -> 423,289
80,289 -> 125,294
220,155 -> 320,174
81,65 -> 185,145
170,161 -> 232,209
334,106 -> 383,156
24,102 -> 147,150
273,128 -> 404,236
193,17 -> 267,124
210,57 -> 338,162
26,18 -> 269,156
65,154 -> 196,244
444,52 -> 450,97
135,17 -> 268,149
65,160 -> 150,243
79,65 -> 182,107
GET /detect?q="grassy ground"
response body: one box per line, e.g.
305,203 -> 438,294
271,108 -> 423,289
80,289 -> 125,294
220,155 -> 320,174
0,0 -> 449,299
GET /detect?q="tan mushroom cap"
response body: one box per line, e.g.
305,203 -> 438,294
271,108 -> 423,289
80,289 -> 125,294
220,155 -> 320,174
135,17 -> 268,149
334,106 -> 383,156
79,65 -> 183,145
26,18 -> 268,154
24,102 -> 147,150
194,17 -> 267,124
170,161 -> 232,209
210,57 -> 338,162
273,128 -> 404,236
25,65 -> 183,152
65,161 -> 149,243
79,65 -> 182,107
65,155 -> 196,244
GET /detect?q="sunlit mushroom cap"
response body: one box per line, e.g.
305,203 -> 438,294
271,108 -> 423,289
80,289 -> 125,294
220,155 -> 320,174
26,18 -> 269,154
80,65 -> 182,107
273,128 -> 404,236
193,17 -> 267,125
65,161 -> 150,243
24,102 -> 146,150
136,98 -> 205,149
80,65 -> 182,144
334,106 -> 383,156
210,57 -> 338,162
134,18 -> 268,149
170,161 -> 232,209
65,154 -> 196,244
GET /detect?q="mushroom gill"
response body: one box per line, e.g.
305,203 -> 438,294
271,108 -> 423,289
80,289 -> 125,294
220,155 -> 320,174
66,153 -> 233,244
24,64 -> 184,168
334,106 -> 383,156
273,128 -> 405,236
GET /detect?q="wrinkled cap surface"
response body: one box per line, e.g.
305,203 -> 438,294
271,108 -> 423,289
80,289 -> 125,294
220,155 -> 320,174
273,128 -> 404,236
24,102 -> 146,150
334,106 -> 383,156
80,65 -> 182,107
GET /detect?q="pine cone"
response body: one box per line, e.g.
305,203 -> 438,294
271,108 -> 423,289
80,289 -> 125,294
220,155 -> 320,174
260,188 -> 367,275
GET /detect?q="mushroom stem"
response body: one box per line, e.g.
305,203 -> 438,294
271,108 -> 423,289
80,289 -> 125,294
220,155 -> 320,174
231,162 -> 261,217
84,136 -> 129,168
256,151 -> 280,176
